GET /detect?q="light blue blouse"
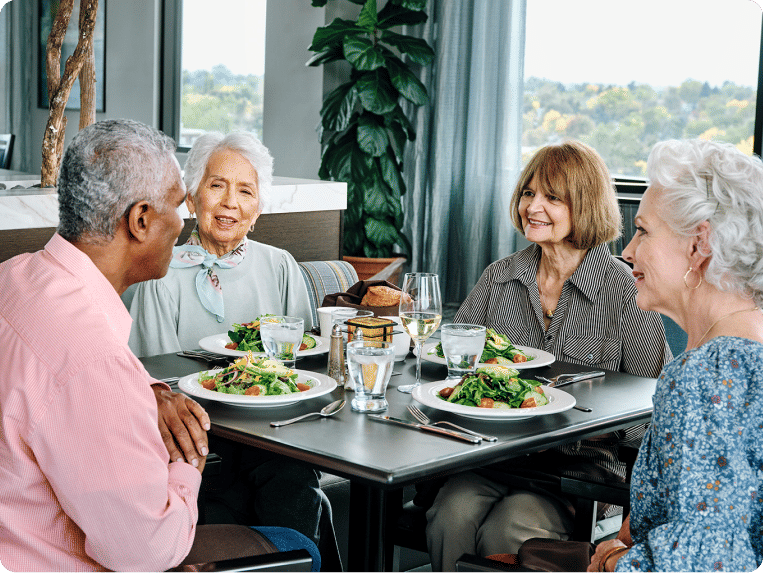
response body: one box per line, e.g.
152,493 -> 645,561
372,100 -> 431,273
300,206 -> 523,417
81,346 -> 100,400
619,337 -> 763,572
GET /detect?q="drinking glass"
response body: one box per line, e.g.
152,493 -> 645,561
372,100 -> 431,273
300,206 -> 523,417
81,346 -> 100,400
347,340 -> 395,412
398,272 -> 442,393
259,316 -> 304,368
441,324 -> 486,379
331,308 -> 373,387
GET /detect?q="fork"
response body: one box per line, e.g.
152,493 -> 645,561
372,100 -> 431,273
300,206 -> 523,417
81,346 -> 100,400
535,371 -> 604,387
407,405 -> 498,442
177,350 -> 230,362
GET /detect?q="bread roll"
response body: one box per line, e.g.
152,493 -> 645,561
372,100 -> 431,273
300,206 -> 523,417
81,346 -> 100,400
360,285 -> 402,307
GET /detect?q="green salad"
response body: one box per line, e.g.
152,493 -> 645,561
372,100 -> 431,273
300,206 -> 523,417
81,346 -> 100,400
434,327 -> 533,365
226,315 -> 317,354
198,353 -> 313,396
438,365 -> 548,409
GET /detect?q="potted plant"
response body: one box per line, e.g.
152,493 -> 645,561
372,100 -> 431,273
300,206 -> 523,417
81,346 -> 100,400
307,0 -> 433,279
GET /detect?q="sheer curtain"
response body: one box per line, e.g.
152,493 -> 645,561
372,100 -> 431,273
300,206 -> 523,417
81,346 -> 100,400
0,0 -> 33,173
402,0 -> 526,305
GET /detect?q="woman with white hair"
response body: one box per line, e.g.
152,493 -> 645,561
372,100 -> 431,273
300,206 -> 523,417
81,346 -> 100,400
588,138 -> 763,572
126,132 -> 340,570
127,131 -> 313,357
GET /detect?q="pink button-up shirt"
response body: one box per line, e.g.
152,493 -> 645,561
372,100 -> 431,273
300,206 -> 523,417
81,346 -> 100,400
0,234 -> 201,571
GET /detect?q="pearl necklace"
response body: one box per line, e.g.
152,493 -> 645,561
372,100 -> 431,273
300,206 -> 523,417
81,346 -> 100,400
696,306 -> 760,347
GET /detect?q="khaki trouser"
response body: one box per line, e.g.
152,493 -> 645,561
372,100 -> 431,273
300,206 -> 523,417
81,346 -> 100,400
425,471 -> 574,572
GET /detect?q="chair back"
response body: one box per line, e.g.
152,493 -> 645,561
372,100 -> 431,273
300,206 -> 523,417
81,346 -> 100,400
0,134 -> 15,170
298,260 -> 359,329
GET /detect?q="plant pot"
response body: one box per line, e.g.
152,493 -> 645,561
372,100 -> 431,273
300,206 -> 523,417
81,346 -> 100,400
343,255 -> 406,285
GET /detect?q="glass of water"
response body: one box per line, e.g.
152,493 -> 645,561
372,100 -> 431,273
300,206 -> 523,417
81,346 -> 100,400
347,340 -> 395,412
441,324 -> 487,379
260,316 -> 304,368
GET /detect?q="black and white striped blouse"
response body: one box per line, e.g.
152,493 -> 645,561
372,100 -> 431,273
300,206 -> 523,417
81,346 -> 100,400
454,242 -> 672,378
455,243 -> 673,483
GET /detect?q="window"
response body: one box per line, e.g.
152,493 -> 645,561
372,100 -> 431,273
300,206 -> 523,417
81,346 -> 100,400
523,0 -> 762,178
162,0 -> 267,149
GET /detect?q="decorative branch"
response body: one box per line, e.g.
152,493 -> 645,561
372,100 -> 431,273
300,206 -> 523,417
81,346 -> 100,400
45,0 -> 74,104
78,0 -> 97,130
41,0 -> 99,187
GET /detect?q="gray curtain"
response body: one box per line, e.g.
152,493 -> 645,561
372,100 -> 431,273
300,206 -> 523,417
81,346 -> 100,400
0,0 -> 33,173
401,0 -> 526,305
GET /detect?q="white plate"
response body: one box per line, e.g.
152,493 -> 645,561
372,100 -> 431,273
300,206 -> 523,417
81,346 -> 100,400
199,333 -> 328,358
411,379 -> 576,420
178,368 -> 337,408
420,341 -> 555,370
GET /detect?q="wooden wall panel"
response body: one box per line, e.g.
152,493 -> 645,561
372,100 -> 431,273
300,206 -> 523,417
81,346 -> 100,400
0,210 -> 344,264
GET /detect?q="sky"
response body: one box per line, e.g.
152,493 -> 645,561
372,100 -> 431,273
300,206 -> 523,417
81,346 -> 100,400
180,0 -> 763,89
524,0 -> 763,88
182,0 -> 267,76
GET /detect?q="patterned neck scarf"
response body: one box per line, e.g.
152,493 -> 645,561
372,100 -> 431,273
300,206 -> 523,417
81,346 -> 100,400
170,229 -> 248,322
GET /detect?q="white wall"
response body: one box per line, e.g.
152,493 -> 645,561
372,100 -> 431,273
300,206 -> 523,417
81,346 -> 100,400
22,0 -> 327,179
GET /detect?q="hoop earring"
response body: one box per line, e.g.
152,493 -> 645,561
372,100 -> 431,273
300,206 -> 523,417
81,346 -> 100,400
683,266 -> 703,290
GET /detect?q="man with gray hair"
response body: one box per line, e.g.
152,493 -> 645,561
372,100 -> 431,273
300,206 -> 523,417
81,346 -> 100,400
0,120 -> 319,571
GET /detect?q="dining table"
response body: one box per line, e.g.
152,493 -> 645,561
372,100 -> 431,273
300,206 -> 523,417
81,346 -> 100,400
140,347 -> 657,572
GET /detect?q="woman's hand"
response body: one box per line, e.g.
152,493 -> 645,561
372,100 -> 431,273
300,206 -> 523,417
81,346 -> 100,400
587,539 -> 628,572
152,385 -> 211,472
616,515 -> 632,546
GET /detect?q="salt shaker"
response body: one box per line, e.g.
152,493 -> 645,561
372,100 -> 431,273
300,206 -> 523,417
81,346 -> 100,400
327,323 -> 346,386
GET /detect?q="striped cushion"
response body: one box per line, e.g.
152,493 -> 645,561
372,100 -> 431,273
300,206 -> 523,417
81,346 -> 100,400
298,261 -> 359,328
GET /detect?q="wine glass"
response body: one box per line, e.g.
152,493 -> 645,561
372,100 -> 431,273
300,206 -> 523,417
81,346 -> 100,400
398,272 -> 442,393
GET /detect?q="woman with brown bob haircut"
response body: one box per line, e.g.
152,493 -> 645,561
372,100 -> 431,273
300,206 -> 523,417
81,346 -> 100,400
425,141 -> 672,572
509,140 -> 621,250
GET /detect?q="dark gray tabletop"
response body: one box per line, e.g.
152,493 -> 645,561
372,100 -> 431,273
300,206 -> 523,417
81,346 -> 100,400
141,351 -> 656,489
141,349 -> 656,571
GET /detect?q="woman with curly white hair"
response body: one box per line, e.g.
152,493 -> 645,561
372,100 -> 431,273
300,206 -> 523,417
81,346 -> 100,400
588,138 -> 763,572
126,132 -> 340,570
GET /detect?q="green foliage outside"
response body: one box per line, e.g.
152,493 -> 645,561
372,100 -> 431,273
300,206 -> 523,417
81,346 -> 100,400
524,77 -> 757,177
181,64 -> 264,143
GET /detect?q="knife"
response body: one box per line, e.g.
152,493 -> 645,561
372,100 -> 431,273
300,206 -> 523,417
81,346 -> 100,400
368,415 -> 482,444
552,371 -> 605,388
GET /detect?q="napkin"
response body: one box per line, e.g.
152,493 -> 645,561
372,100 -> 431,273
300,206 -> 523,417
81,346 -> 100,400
321,280 -> 403,317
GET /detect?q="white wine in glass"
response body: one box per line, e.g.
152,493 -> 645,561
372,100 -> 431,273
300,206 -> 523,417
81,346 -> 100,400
398,273 -> 442,393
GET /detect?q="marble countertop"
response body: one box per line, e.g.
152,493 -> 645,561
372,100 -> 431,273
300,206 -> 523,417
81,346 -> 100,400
0,175 -> 347,231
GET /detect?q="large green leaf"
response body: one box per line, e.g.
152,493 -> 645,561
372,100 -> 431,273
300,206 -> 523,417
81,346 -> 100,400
364,176 -> 393,218
320,82 -> 358,132
386,57 -> 428,106
322,132 -> 356,182
357,0 -> 378,29
306,44 -> 345,67
364,217 -> 399,249
380,30 -> 434,66
310,19 -> 363,52
377,3 -> 428,29
355,70 -> 398,115
379,150 -> 405,196
385,123 -> 407,163
384,105 -> 416,140
343,36 -> 385,71
357,114 -> 388,157
350,144 -> 374,185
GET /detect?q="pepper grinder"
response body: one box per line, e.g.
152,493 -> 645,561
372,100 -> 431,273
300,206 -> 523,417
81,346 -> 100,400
327,323 -> 346,387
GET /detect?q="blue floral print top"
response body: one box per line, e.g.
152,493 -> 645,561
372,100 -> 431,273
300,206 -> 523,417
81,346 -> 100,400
618,337 -> 763,572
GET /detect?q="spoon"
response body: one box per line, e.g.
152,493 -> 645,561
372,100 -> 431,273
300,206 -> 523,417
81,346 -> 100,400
270,399 -> 345,427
